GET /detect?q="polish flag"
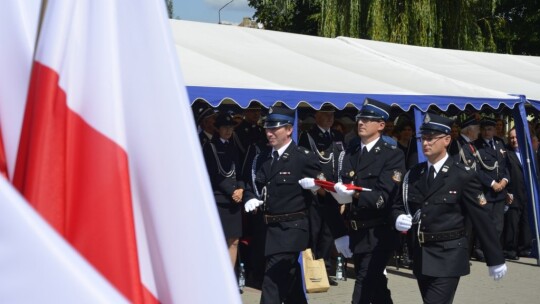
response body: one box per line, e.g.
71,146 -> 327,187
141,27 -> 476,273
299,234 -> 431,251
0,175 -> 128,303
13,0 -> 240,303
0,0 -> 41,180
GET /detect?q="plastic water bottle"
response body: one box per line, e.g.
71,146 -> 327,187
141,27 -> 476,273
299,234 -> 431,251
238,263 -> 246,292
336,256 -> 344,281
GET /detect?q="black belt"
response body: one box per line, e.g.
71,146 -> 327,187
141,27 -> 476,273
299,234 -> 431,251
418,228 -> 466,244
264,210 -> 306,224
349,217 -> 386,230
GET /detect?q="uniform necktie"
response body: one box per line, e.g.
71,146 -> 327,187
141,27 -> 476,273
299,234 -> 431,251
324,131 -> 331,140
427,165 -> 436,187
271,151 -> 279,170
490,139 -> 495,150
361,146 -> 368,156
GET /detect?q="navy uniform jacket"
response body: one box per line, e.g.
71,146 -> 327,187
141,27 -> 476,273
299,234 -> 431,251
298,126 -> 348,239
340,137 -> 405,253
473,136 -> 510,202
202,138 -> 244,204
199,131 -> 213,146
392,158 -> 505,277
235,120 -> 266,155
243,142 -> 321,256
449,135 -> 477,169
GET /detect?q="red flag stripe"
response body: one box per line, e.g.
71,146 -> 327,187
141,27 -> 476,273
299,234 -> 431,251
0,128 -> 8,179
14,61 -> 157,304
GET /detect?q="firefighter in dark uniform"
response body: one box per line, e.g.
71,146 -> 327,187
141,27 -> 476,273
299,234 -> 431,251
331,98 -> 405,304
243,105 -> 321,304
192,101 -> 217,145
235,101 -> 268,288
473,117 -> 510,238
202,113 -> 245,267
448,114 -> 481,258
393,113 -> 507,304
298,103 -> 349,286
234,101 -> 267,159
448,115 -> 480,168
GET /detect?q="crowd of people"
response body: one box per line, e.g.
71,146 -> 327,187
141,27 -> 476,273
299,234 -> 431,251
192,98 -> 537,304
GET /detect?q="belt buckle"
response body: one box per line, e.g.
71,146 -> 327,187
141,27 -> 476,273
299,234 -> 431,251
418,231 -> 425,245
350,220 -> 358,231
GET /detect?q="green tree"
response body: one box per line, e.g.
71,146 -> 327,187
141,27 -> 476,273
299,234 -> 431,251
249,0 -> 320,35
251,0 -> 539,54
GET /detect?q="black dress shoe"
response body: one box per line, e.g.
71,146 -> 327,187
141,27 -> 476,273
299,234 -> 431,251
328,277 -> 339,286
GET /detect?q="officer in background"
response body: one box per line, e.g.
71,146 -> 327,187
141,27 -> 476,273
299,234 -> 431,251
473,117 -> 509,239
235,102 -> 268,289
243,104 -> 321,304
234,101 -> 266,158
192,101 -> 218,145
331,98 -> 405,304
298,103 -> 349,286
393,113 -> 507,304
448,114 -> 481,258
202,113 -> 245,267
449,115 -> 480,168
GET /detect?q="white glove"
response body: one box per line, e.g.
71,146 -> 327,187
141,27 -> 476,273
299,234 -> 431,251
334,182 -> 354,196
488,263 -> 507,281
244,198 -> 263,213
395,214 -> 412,232
329,191 -> 352,205
334,235 -> 353,258
298,177 -> 320,191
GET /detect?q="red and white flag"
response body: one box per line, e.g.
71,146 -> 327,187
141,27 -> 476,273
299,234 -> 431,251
0,0 -> 41,180
13,0 -> 240,303
0,176 -> 128,303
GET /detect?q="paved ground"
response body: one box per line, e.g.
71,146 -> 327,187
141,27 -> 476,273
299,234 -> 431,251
241,257 -> 539,303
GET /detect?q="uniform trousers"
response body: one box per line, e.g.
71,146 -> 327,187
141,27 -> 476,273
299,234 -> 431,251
417,274 -> 460,304
351,249 -> 393,304
484,200 -> 505,237
260,252 -> 307,304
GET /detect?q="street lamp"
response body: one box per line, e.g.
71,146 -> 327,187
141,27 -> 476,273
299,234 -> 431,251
218,0 -> 234,24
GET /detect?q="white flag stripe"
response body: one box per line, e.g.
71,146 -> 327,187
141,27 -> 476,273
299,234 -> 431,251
0,176 -> 129,303
0,0 -> 40,180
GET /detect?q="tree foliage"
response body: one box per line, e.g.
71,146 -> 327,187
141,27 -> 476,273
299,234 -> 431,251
249,0 -> 320,35
250,0 -> 540,55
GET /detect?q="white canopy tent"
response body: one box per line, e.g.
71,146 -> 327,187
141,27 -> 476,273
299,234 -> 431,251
170,19 -> 531,111
171,20 -> 528,110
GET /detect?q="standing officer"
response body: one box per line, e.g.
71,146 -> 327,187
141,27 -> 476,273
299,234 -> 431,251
192,101 -> 217,145
473,117 -> 510,239
331,98 -> 405,304
202,113 -> 245,268
298,103 -> 349,286
393,113 -> 507,304
448,114 -> 481,258
243,104 -> 321,304
448,115 -> 480,168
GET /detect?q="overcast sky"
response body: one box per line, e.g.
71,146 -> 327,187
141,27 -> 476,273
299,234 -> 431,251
174,0 -> 256,24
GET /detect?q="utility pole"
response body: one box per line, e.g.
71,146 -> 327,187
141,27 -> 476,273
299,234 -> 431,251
218,0 -> 234,24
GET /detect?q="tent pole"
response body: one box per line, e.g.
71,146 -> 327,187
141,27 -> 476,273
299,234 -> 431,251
515,102 -> 540,265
